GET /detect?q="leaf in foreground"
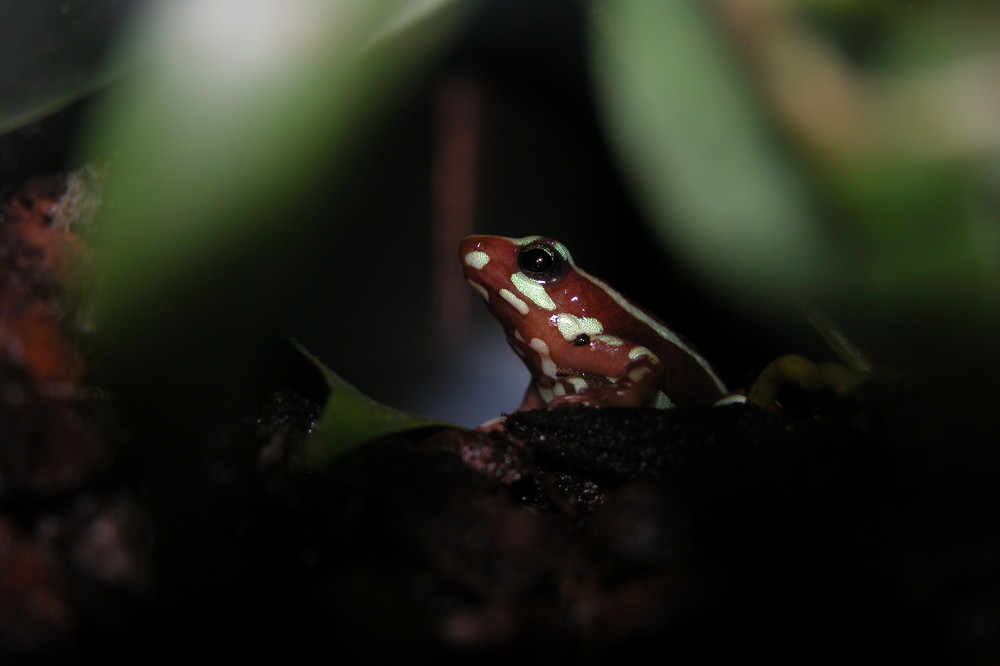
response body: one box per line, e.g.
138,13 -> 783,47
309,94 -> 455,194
293,340 -> 455,466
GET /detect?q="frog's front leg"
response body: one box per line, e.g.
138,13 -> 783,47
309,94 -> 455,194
517,382 -> 549,411
548,343 -> 664,408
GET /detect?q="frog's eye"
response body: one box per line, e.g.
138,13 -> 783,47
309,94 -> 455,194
517,242 -> 566,282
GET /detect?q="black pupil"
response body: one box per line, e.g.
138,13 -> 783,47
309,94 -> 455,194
519,246 -> 558,278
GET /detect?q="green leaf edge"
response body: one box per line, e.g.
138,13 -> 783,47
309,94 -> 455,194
0,60 -> 135,136
291,338 -> 459,467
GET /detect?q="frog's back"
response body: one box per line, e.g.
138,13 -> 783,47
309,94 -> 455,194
573,268 -> 726,406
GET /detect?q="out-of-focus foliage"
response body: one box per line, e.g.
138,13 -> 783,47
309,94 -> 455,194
88,0 -> 463,320
82,0 -> 467,433
591,1 -> 837,300
6,0 -> 996,449
294,340 -> 453,466
0,0 -> 140,134
591,1 -> 1000,383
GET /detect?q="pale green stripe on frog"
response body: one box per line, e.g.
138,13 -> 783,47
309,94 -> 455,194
464,251 -> 490,270
510,272 -> 557,311
551,313 -> 603,341
499,288 -> 529,315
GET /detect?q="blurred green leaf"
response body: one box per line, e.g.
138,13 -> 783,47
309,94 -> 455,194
82,0 -> 467,435
88,0 -> 457,314
0,0 -> 138,134
293,340 -> 454,467
590,0 -> 843,309
590,1 -> 1000,381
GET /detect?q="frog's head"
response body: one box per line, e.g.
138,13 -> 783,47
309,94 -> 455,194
459,234 -> 573,327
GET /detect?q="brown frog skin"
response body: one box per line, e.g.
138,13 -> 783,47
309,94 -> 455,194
460,235 -> 735,416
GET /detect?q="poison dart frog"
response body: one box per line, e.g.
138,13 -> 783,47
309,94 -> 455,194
460,235 -> 742,419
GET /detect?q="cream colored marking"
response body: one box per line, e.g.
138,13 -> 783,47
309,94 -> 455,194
499,288 -> 529,315
566,376 -> 589,393
592,334 -> 623,346
628,366 -> 651,383
466,279 -> 490,302
553,382 -> 567,397
715,394 -> 748,406
513,330 -> 525,343
464,250 -> 490,270
650,391 -> 675,409
537,384 -> 555,403
478,415 -> 505,429
574,266 -> 727,394
529,337 -> 550,354
551,313 -> 603,341
510,272 -> 556,311
628,346 -> 659,362
529,337 -> 557,378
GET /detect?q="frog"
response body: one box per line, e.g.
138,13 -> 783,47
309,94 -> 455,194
460,234 -> 741,418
